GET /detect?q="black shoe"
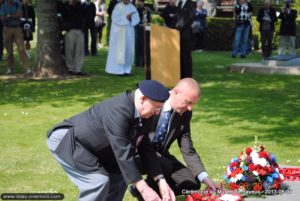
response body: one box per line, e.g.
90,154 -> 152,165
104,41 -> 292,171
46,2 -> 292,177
124,73 -> 132,76
68,70 -> 76,75
74,71 -> 87,76
231,55 -> 236,58
129,185 -> 144,201
240,55 -> 246,58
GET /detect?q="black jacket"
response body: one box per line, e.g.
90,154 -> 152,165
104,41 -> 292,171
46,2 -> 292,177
63,2 -> 85,31
47,91 -> 162,185
22,4 -> 35,32
176,0 -> 195,40
147,111 -> 206,178
278,9 -> 297,36
257,6 -> 277,31
161,4 -> 177,29
83,1 -> 96,28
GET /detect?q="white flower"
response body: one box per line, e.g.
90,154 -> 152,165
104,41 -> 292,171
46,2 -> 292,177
253,171 -> 259,176
252,157 -> 259,165
251,152 -> 259,160
258,158 -> 267,167
227,166 -> 231,175
236,173 -> 243,181
231,177 -> 238,183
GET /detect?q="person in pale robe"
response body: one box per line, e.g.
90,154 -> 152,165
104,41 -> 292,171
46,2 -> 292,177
105,0 -> 140,75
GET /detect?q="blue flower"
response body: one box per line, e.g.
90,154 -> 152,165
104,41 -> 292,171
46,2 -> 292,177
270,154 -> 277,163
244,166 -> 249,171
267,176 -> 274,184
231,158 -> 239,163
272,172 -> 279,179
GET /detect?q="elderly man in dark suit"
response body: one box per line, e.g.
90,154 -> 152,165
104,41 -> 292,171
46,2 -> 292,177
131,78 -> 220,199
47,80 -> 176,201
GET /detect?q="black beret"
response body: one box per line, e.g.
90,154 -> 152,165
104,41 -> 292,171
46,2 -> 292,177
138,80 -> 170,103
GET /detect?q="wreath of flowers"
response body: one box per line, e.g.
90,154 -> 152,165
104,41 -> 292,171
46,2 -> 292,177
222,137 -> 285,193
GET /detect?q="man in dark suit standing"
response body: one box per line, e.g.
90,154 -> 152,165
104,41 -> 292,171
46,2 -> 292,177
83,0 -> 97,56
47,80 -> 175,201
176,0 -> 194,78
132,78 -> 220,199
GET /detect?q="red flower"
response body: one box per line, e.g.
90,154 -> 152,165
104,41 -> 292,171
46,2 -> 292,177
248,164 -> 255,172
185,195 -> 194,201
267,166 -> 274,173
273,180 -> 282,190
231,168 -> 243,177
259,151 -> 269,159
245,147 -> 252,155
260,145 -> 265,151
255,165 -> 267,176
230,162 -> 239,169
230,182 -> 239,190
191,193 -> 203,201
253,183 -> 263,191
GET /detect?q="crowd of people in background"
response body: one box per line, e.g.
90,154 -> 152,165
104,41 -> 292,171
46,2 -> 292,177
0,0 -> 298,76
0,0 -> 35,74
232,0 -> 297,59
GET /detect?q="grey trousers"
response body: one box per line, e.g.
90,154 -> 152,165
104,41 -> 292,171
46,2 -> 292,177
47,129 -> 127,201
278,35 -> 296,56
65,29 -> 84,72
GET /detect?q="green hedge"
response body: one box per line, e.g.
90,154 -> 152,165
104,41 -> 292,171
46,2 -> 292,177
203,17 -> 300,51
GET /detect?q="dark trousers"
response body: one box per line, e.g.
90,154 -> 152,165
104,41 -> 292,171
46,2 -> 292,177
135,27 -> 145,67
180,39 -> 193,78
192,30 -> 205,50
96,24 -> 105,44
84,26 -> 97,55
260,30 -> 274,58
137,155 -> 200,196
0,23 -> 3,60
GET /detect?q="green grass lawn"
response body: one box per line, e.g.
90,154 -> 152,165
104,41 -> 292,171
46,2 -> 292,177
0,49 -> 299,200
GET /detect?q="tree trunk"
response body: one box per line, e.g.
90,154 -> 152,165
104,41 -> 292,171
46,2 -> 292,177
35,0 -> 65,77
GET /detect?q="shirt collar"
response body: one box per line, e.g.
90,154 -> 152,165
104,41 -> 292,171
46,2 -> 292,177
162,98 -> 172,113
178,0 -> 187,8
134,107 -> 140,119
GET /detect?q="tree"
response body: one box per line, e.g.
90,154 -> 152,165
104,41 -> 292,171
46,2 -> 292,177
35,0 -> 65,77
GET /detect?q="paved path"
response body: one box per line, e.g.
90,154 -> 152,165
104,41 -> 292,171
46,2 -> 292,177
246,181 -> 300,201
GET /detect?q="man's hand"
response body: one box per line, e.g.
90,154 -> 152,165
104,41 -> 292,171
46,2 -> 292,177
135,179 -> 162,201
157,178 -> 176,201
126,13 -> 132,21
203,177 -> 222,193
